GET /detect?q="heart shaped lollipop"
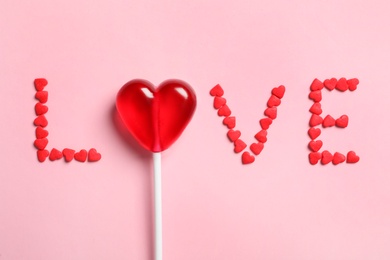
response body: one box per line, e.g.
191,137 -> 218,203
116,79 -> 196,152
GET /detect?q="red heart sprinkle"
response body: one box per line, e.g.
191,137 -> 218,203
322,115 -> 335,127
309,90 -> 322,102
309,152 -> 321,165
227,129 -> 241,142
88,148 -> 101,162
346,151 -> 359,163
74,149 -> 88,162
254,130 -> 267,143
324,78 -> 337,91
321,150 -> 333,165
267,95 -> 281,107
34,78 -> 48,91
310,78 -> 324,91
34,138 -> 48,150
347,78 -> 359,91
63,148 -> 75,162
213,96 -> 226,109
242,151 -> 255,164
309,114 -> 323,127
35,103 -> 48,115
309,102 -> 322,115
37,149 -> 49,162
336,115 -> 349,128
308,127 -> 321,140
264,107 -> 277,119
34,115 -> 48,127
218,104 -> 231,117
259,118 -> 273,130
35,91 -> 48,103
210,84 -> 224,97
223,116 -> 236,129
332,152 -> 346,165
36,126 -> 48,139
234,139 -> 247,153
271,85 -> 285,99
309,140 -> 323,152
336,77 -> 348,92
250,142 -> 264,155
49,148 -> 63,161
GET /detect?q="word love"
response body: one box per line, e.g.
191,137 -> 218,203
33,78 -> 101,163
210,78 -> 360,165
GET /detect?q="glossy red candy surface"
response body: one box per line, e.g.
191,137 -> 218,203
116,79 -> 196,152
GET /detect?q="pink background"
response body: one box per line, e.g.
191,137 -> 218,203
1,0 -> 390,259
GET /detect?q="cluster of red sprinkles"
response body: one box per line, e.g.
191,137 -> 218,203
33,78 -> 101,163
308,78 -> 359,165
210,84 -> 285,164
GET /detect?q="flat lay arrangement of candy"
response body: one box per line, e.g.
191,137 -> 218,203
33,78 -> 101,163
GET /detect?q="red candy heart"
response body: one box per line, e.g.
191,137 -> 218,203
34,138 -> 48,150
63,148 -> 75,162
336,77 -> 348,92
271,85 -> 285,99
332,152 -> 346,165
259,118 -> 272,130
310,78 -> 324,91
324,78 -> 337,91
218,104 -> 231,117
309,114 -> 323,127
309,140 -> 323,152
234,139 -> 247,153
250,142 -> 264,155
336,115 -> 349,128
35,91 -> 48,103
264,107 -> 277,119
37,149 -> 49,162
242,151 -> 255,164
210,84 -> 224,97
322,115 -> 335,127
35,103 -> 48,115
308,127 -> 321,140
309,152 -> 321,165
34,115 -> 48,127
227,129 -> 241,142
309,90 -> 322,102
213,96 -> 226,109
36,126 -> 48,139
347,78 -> 359,91
309,102 -> 322,115
34,78 -> 48,91
74,149 -> 88,162
267,95 -> 281,107
49,148 -> 63,161
321,150 -> 333,165
346,151 -> 359,163
254,130 -> 267,143
116,79 -> 196,152
223,116 -> 236,129
88,148 -> 101,162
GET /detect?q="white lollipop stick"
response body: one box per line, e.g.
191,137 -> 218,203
153,152 -> 162,260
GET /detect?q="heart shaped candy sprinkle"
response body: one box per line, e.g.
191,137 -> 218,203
308,127 -> 321,140
332,152 -> 346,165
271,85 -> 285,99
309,152 -> 322,165
259,118 -> 273,130
309,114 -> 323,127
346,151 -> 359,163
34,115 -> 48,127
264,107 -> 277,119
254,130 -> 267,143
309,140 -> 323,152
88,148 -> 101,162
242,151 -> 255,164
35,91 -> 48,103
234,139 -> 247,153
336,115 -> 349,128
35,103 -> 48,115
310,78 -> 324,91
336,77 -> 348,92
34,138 -> 48,150
74,149 -> 88,162
309,90 -> 322,102
322,115 -> 335,127
321,150 -> 333,165
49,148 -> 63,161
267,95 -> 281,107
227,129 -> 241,142
36,126 -> 48,139
63,148 -> 75,162
34,78 -> 48,91
37,149 -> 49,162
210,84 -> 224,96
218,104 -> 231,117
309,102 -> 322,115
213,96 -> 226,109
250,142 -> 264,155
347,78 -> 359,91
223,116 -> 236,129
324,78 -> 337,91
